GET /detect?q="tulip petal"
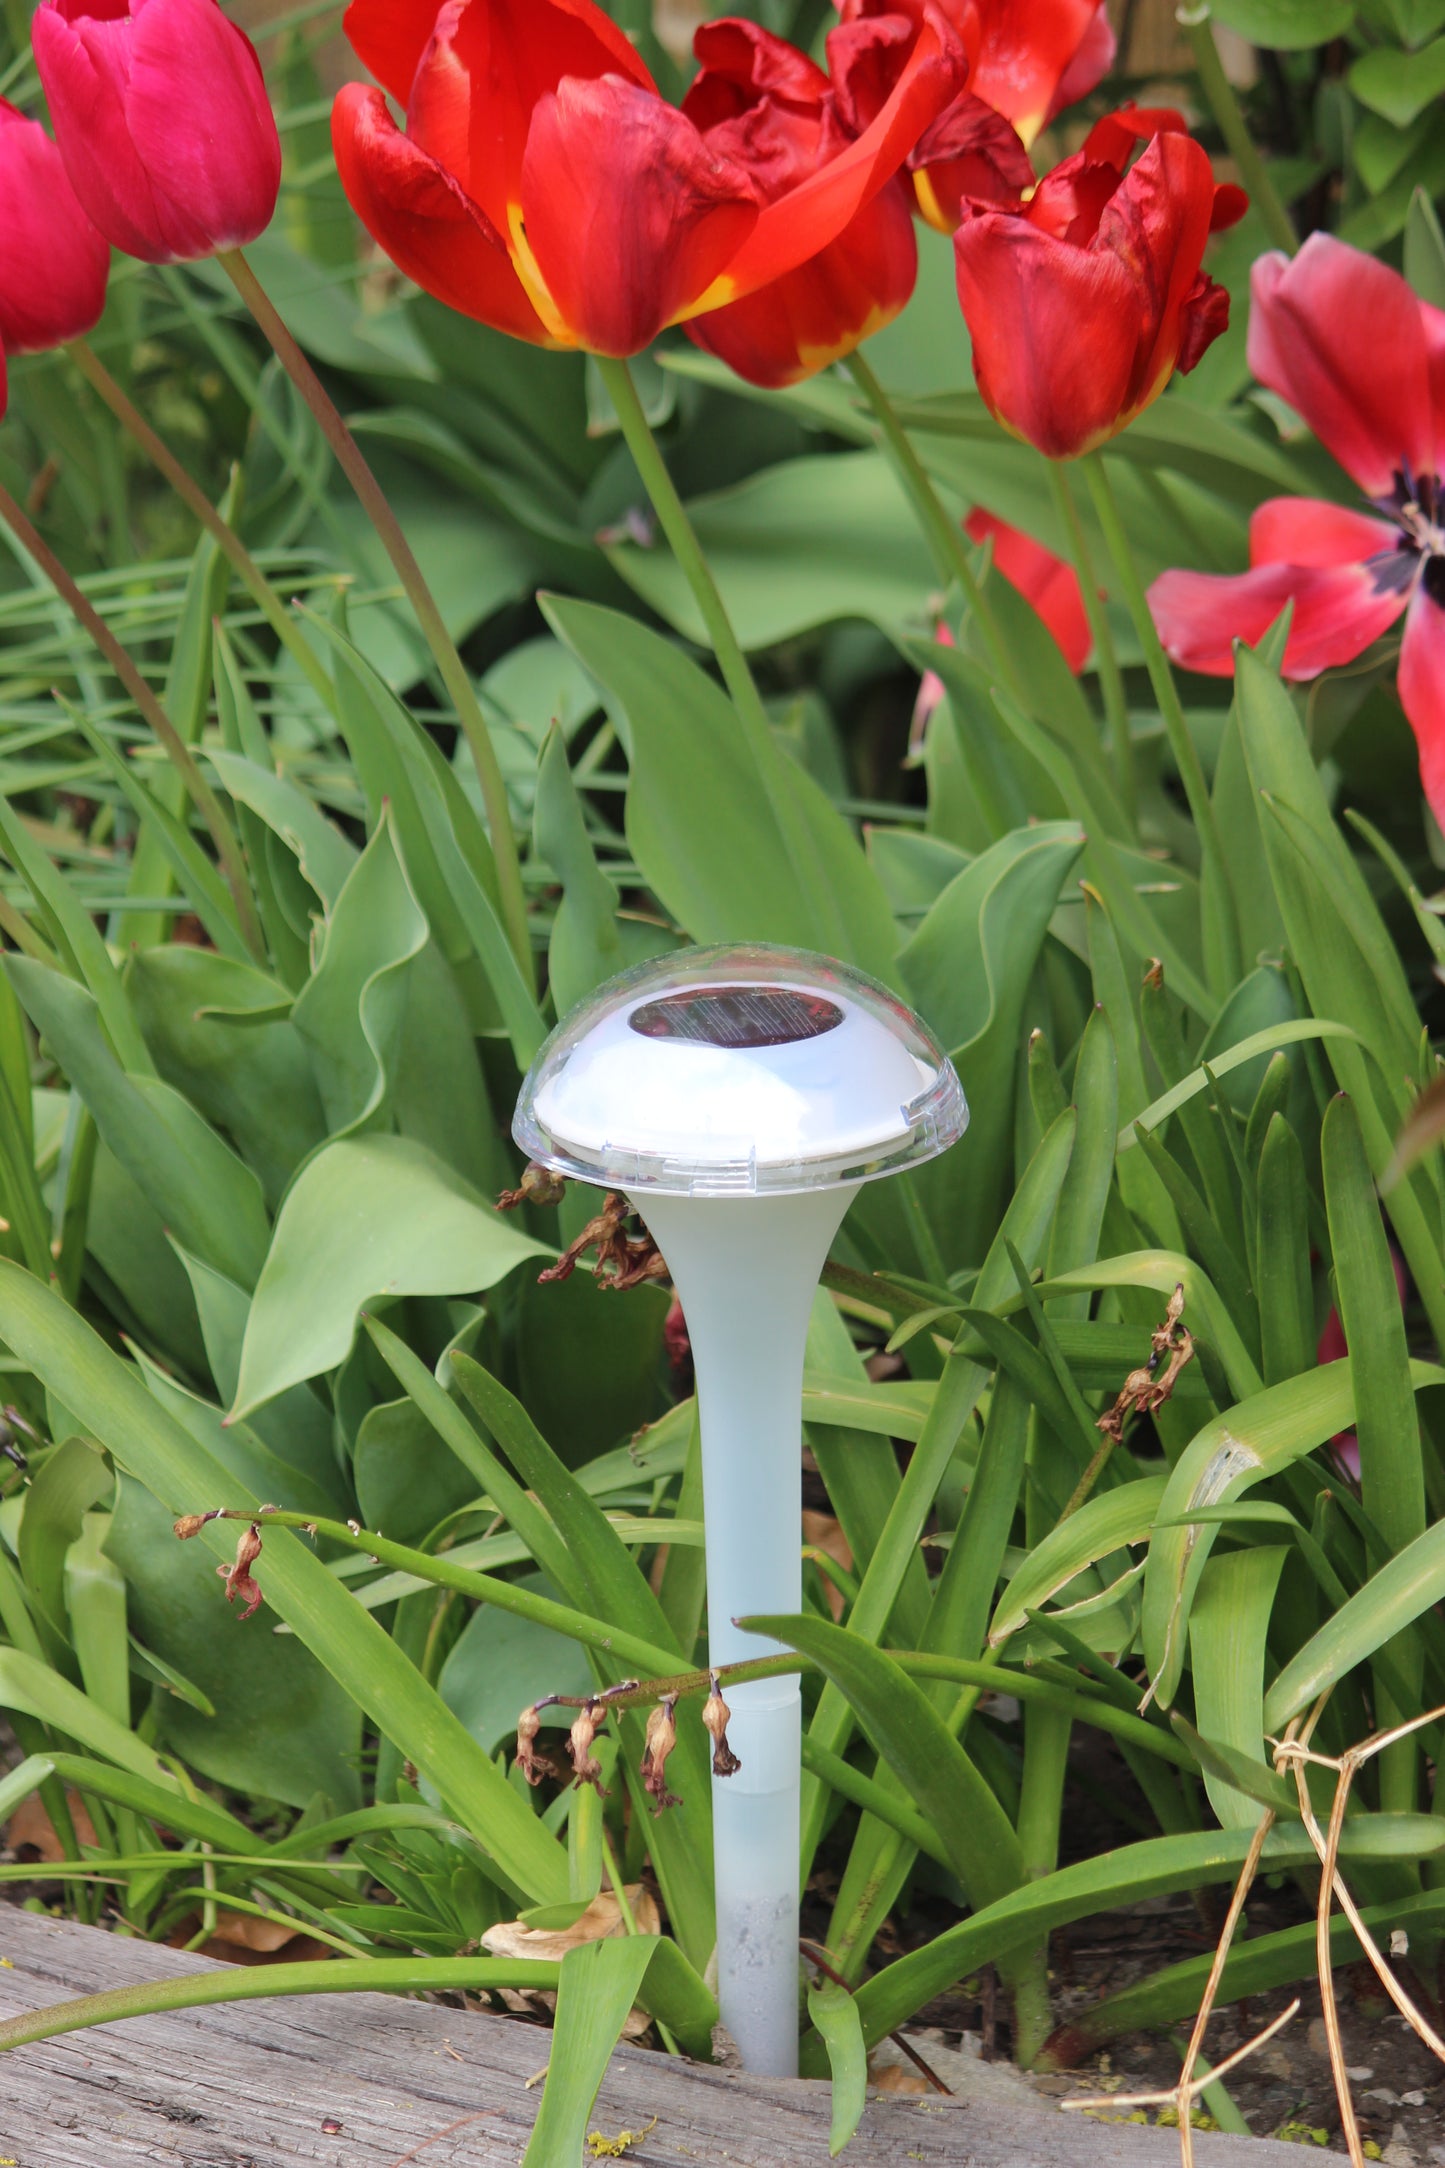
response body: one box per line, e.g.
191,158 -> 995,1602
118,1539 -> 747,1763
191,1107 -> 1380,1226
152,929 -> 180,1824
521,74 -> 760,355
1047,3 -> 1116,122
955,215 -> 1138,458
408,0 -> 654,240
692,12 -> 964,316
686,173 -> 915,386
686,17 -> 828,128
967,510 -> 1091,672
0,102 -> 109,351
968,0 -> 1106,141
1248,235 -> 1435,499
908,94 -> 1033,231
124,0 -> 279,253
1398,574 -> 1445,827
1249,495 -> 1400,569
1148,560 -> 1407,679
33,0 -> 171,260
1100,134 -> 1218,414
332,83 -> 550,343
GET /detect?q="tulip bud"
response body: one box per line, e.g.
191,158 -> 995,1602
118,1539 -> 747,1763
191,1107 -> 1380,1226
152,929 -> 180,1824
32,0 -> 282,266
0,102 -> 109,355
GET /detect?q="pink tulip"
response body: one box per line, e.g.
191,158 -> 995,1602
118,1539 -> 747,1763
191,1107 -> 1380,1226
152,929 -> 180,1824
32,0 -> 281,265
0,100 -> 109,352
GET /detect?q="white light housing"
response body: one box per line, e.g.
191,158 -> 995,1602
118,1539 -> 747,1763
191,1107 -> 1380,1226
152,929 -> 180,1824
515,942 -> 966,1196
513,944 -> 965,2077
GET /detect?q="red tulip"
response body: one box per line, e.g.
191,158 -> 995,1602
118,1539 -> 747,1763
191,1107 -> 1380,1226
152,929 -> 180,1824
332,0 -> 963,358
0,101 -> 109,352
680,19 -> 918,388
952,114 -> 1243,459
32,0 -> 281,265
1148,235 -> 1445,824
834,0 -> 1114,230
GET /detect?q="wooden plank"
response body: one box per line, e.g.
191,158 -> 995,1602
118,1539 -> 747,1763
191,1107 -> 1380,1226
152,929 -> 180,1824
0,1905 -> 1343,2164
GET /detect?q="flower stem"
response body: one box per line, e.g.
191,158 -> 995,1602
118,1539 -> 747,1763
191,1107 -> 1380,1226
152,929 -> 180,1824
594,351 -> 849,956
845,349 -> 1020,697
594,353 -> 771,741
0,477 -> 264,962
1046,460 -> 1136,826
1181,8 -> 1298,256
1081,451 -> 1240,989
68,338 -> 337,710
218,247 -> 534,988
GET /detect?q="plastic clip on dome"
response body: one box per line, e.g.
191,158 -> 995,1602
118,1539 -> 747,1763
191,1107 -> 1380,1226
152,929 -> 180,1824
515,945 -> 966,2075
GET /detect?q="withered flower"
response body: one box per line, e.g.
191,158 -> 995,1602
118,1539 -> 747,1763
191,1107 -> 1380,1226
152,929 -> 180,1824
515,1704 -> 548,1787
567,1698 -> 609,1794
217,1521 -> 264,1621
538,1193 -> 669,1292
173,1507 -> 222,1540
497,1161 -> 569,1212
640,1694 -> 681,1815
703,1674 -> 741,1778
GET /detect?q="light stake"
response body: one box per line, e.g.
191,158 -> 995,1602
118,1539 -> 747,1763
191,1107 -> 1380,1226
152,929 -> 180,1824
515,944 -> 965,2075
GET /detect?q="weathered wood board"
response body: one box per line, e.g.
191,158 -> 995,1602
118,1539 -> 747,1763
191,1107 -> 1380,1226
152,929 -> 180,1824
0,1905 -> 1345,2164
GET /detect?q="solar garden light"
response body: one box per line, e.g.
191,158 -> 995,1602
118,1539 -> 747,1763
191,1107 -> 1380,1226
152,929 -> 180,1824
514,944 -> 966,2076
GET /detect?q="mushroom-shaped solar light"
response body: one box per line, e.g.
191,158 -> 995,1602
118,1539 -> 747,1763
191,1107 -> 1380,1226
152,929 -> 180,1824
515,944 -> 966,2074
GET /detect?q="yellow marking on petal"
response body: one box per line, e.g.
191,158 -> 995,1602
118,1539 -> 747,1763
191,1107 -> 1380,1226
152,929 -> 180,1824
673,271 -> 739,326
912,168 -> 956,235
1016,107 -> 1046,149
795,301 -> 903,379
505,199 -> 578,347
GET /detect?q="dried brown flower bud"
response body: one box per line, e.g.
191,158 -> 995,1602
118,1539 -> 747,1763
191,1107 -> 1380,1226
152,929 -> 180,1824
497,1162 -> 569,1212
640,1694 -> 681,1815
516,1704 -> 548,1787
173,1514 -> 207,1540
567,1699 -> 609,1794
702,1674 -> 741,1778
217,1522 -> 264,1621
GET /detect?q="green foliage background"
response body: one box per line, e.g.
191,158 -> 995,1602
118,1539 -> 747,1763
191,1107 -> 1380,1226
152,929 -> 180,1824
0,0 -> 1443,2150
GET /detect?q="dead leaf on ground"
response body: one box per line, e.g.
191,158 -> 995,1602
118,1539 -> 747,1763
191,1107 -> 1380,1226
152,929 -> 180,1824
869,2059 -> 932,2094
166,1909 -> 333,1965
5,1790 -> 98,1862
481,1887 -> 658,1963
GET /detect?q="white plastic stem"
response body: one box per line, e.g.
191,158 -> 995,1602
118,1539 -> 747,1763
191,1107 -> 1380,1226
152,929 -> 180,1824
633,1185 -> 860,2076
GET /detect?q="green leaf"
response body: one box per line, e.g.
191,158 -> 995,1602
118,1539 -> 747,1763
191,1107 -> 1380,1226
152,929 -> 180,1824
533,721 -> 627,1015
231,1135 -> 549,1416
544,592 -> 898,982
1118,1019 -> 1359,1150
106,1475 -> 362,1812
0,1259 -> 569,1902
6,957 -> 271,1292
1265,1518 -> 1445,1729
1350,38 -> 1445,125
1208,0 -> 1354,44
522,1937 -> 655,2167
990,1478 -> 1167,1646
898,823 -> 1085,1271
291,808 -> 428,1137
1405,187 -> 1445,306
809,1979 -> 869,2156
0,797 -> 154,1076
1189,1547 -> 1290,1827
752,1609 -> 1024,1914
18,1432 -> 110,1649
1255,1115 -> 1314,1384
604,453 -> 934,649
1144,1358 -> 1445,1709
0,1644 -> 173,1786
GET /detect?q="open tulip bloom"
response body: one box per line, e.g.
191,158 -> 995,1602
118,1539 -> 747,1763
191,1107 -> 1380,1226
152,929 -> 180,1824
835,0 -> 1114,229
332,0 -> 969,364
1149,236 -> 1445,824
953,108 -> 1245,460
